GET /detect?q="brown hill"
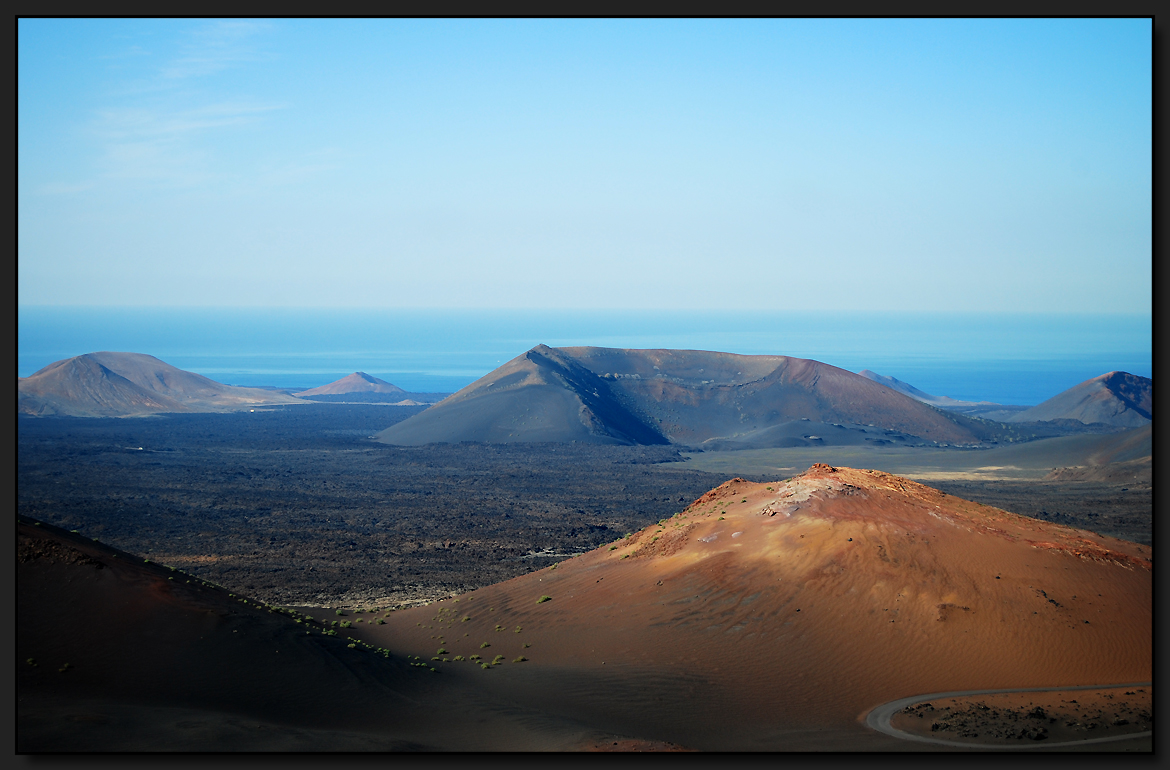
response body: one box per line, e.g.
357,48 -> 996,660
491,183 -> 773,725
1005,372 -> 1151,427
295,372 -> 407,397
377,346 -> 994,448
18,352 -> 304,417
362,464 -> 1151,749
1042,424 -> 1152,484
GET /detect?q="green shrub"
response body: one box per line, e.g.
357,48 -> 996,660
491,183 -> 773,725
537,595 -> 552,604
481,663 -> 490,669
436,647 -> 447,655
514,626 -> 522,633
335,609 -> 345,616
480,642 -> 490,648
609,545 -> 618,551
513,656 -> 528,663
491,655 -> 505,665
339,621 -> 352,628
523,643 -> 530,648
453,655 -> 465,662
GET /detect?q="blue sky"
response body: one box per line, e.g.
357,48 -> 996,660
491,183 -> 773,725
18,18 -> 1152,312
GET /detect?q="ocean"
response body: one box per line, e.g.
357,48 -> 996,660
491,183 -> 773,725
17,308 -> 1152,407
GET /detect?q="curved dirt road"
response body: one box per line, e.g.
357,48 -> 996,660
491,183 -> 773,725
865,682 -> 1152,750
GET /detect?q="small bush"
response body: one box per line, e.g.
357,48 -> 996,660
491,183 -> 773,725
514,626 -> 522,633
513,656 -> 527,663
335,609 -> 345,616
491,655 -> 505,665
461,616 -> 471,622
537,595 -> 552,604
339,621 -> 352,628
523,643 -> 530,648
453,655 -> 465,661
480,642 -> 490,648
481,663 -> 490,669
609,545 -> 618,551
436,647 -> 447,655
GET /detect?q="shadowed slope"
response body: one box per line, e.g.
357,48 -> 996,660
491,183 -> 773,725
366,465 -> 1151,750
18,353 -> 304,417
379,346 -> 996,447
17,518 -> 433,751
1006,372 -> 1152,427
376,345 -> 668,445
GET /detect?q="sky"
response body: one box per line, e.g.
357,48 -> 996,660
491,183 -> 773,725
18,18 -> 1152,312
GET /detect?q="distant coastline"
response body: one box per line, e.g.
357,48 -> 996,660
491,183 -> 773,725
17,307 -> 1152,405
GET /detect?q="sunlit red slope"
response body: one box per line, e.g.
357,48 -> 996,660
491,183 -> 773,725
375,465 -> 1151,750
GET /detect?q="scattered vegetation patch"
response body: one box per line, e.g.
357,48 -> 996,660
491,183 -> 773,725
537,595 -> 552,603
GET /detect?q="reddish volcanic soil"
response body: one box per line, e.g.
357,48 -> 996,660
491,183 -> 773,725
350,464 -> 1151,750
19,465 -> 1151,751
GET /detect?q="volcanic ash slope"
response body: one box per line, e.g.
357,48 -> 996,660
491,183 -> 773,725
376,345 -> 991,447
1005,371 -> 1152,427
388,464 -> 1151,750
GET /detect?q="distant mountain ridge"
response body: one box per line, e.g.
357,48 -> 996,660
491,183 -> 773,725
857,369 -> 1001,409
18,352 -> 304,417
377,345 -> 1004,448
295,372 -> 407,397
